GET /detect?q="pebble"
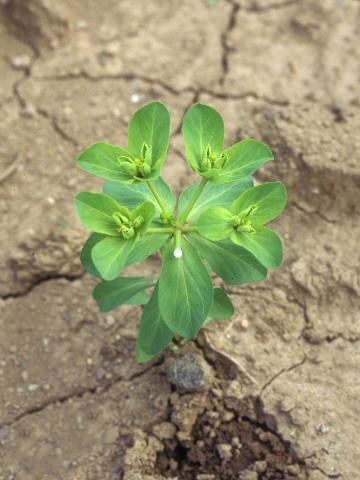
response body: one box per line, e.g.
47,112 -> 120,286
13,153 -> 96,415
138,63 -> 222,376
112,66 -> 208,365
28,383 -> 39,392
76,19 -> 89,30
10,55 -> 31,69
166,353 -> 213,392
152,422 -> 177,441
20,371 -> 29,382
216,443 -> 232,462
315,422 -> 329,434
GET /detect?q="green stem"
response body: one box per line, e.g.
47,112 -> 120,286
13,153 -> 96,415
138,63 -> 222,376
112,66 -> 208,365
175,228 -> 182,248
179,177 -> 207,226
147,227 -> 174,234
146,180 -> 168,213
182,226 -> 198,233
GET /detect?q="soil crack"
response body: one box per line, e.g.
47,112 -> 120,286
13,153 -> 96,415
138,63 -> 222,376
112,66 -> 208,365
260,356 -> 307,396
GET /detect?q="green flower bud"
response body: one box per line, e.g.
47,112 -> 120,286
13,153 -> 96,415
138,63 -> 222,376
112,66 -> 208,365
141,143 -> 152,164
231,215 -> 241,227
121,226 -> 135,239
214,153 -> 228,169
119,161 -> 137,176
236,224 -> 256,233
200,158 -> 211,171
113,212 -> 130,225
140,163 -> 152,177
132,215 -> 144,228
239,204 -> 258,218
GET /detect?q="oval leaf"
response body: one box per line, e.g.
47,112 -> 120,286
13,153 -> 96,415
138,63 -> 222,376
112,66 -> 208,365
128,101 -> 171,171
231,182 -> 287,225
182,103 -> 224,172
178,176 -> 253,222
231,226 -> 283,269
80,233 -> 104,277
93,276 -> 154,312
158,239 -> 213,339
137,284 -> 173,356
212,139 -> 273,185
92,236 -> 135,281
75,192 -> 129,236
198,206 -> 234,241
77,142 -> 132,182
207,288 -> 234,321
188,234 -> 267,285
104,176 -> 176,213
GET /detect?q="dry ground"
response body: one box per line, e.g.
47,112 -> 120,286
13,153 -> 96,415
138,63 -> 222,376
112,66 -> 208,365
0,0 -> 359,479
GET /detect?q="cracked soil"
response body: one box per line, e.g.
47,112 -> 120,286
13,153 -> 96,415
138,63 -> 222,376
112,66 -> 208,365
0,0 -> 359,479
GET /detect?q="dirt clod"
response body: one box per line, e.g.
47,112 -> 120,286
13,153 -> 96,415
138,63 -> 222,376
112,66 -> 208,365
156,390 -> 306,480
166,353 -> 214,393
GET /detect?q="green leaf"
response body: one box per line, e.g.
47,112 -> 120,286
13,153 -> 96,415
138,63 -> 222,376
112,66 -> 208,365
135,342 -> 155,364
75,192 -> 129,236
77,142 -> 133,182
130,201 -> 156,235
197,206 -> 234,241
188,234 -> 267,285
231,226 -> 283,269
231,182 -> 287,225
103,177 -> 176,213
126,233 -> 168,267
128,101 -> 171,171
212,139 -> 273,184
93,276 -> 154,312
127,290 -> 149,305
208,288 -> 234,321
158,239 -> 213,339
80,233 -> 104,277
92,236 -> 135,281
182,103 -> 224,172
137,284 -> 173,356
178,177 -> 253,222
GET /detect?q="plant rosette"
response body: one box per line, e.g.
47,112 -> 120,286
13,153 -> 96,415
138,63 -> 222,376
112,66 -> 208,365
75,101 -> 287,363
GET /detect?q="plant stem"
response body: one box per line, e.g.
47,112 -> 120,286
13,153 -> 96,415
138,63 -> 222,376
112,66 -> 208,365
178,177 -> 207,226
182,226 -> 198,233
147,227 -> 174,234
175,228 -> 182,248
146,180 -> 168,213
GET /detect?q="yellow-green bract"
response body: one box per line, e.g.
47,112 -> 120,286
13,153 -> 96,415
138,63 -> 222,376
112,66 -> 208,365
74,101 -> 287,363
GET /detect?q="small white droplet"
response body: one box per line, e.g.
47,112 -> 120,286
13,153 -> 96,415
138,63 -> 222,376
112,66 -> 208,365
174,247 -> 183,258
131,93 -> 140,104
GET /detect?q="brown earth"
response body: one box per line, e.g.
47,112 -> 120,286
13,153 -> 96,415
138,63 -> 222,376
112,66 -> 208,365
0,0 -> 359,479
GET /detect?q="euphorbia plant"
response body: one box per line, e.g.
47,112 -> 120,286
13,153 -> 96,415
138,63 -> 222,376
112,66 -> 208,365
75,102 -> 287,363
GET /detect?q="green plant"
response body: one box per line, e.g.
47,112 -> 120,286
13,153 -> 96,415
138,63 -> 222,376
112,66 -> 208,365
75,101 -> 287,363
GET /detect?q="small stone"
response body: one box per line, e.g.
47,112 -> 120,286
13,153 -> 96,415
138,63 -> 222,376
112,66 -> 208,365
96,367 -> 106,381
105,315 -> 115,327
222,410 -> 235,422
10,54 -> 31,69
231,436 -> 241,448
254,460 -> 267,473
47,196 -> 55,205
169,459 -> 178,471
315,422 -> 329,434
20,371 -> 29,382
166,353 -> 214,392
286,464 -> 301,475
76,19 -> 88,30
28,383 -> 39,392
216,443 -> 232,462
238,472 -> 258,480
152,422 -> 177,440
240,318 -> 249,329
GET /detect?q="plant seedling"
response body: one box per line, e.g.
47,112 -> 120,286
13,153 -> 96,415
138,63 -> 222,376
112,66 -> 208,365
75,101 -> 287,363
